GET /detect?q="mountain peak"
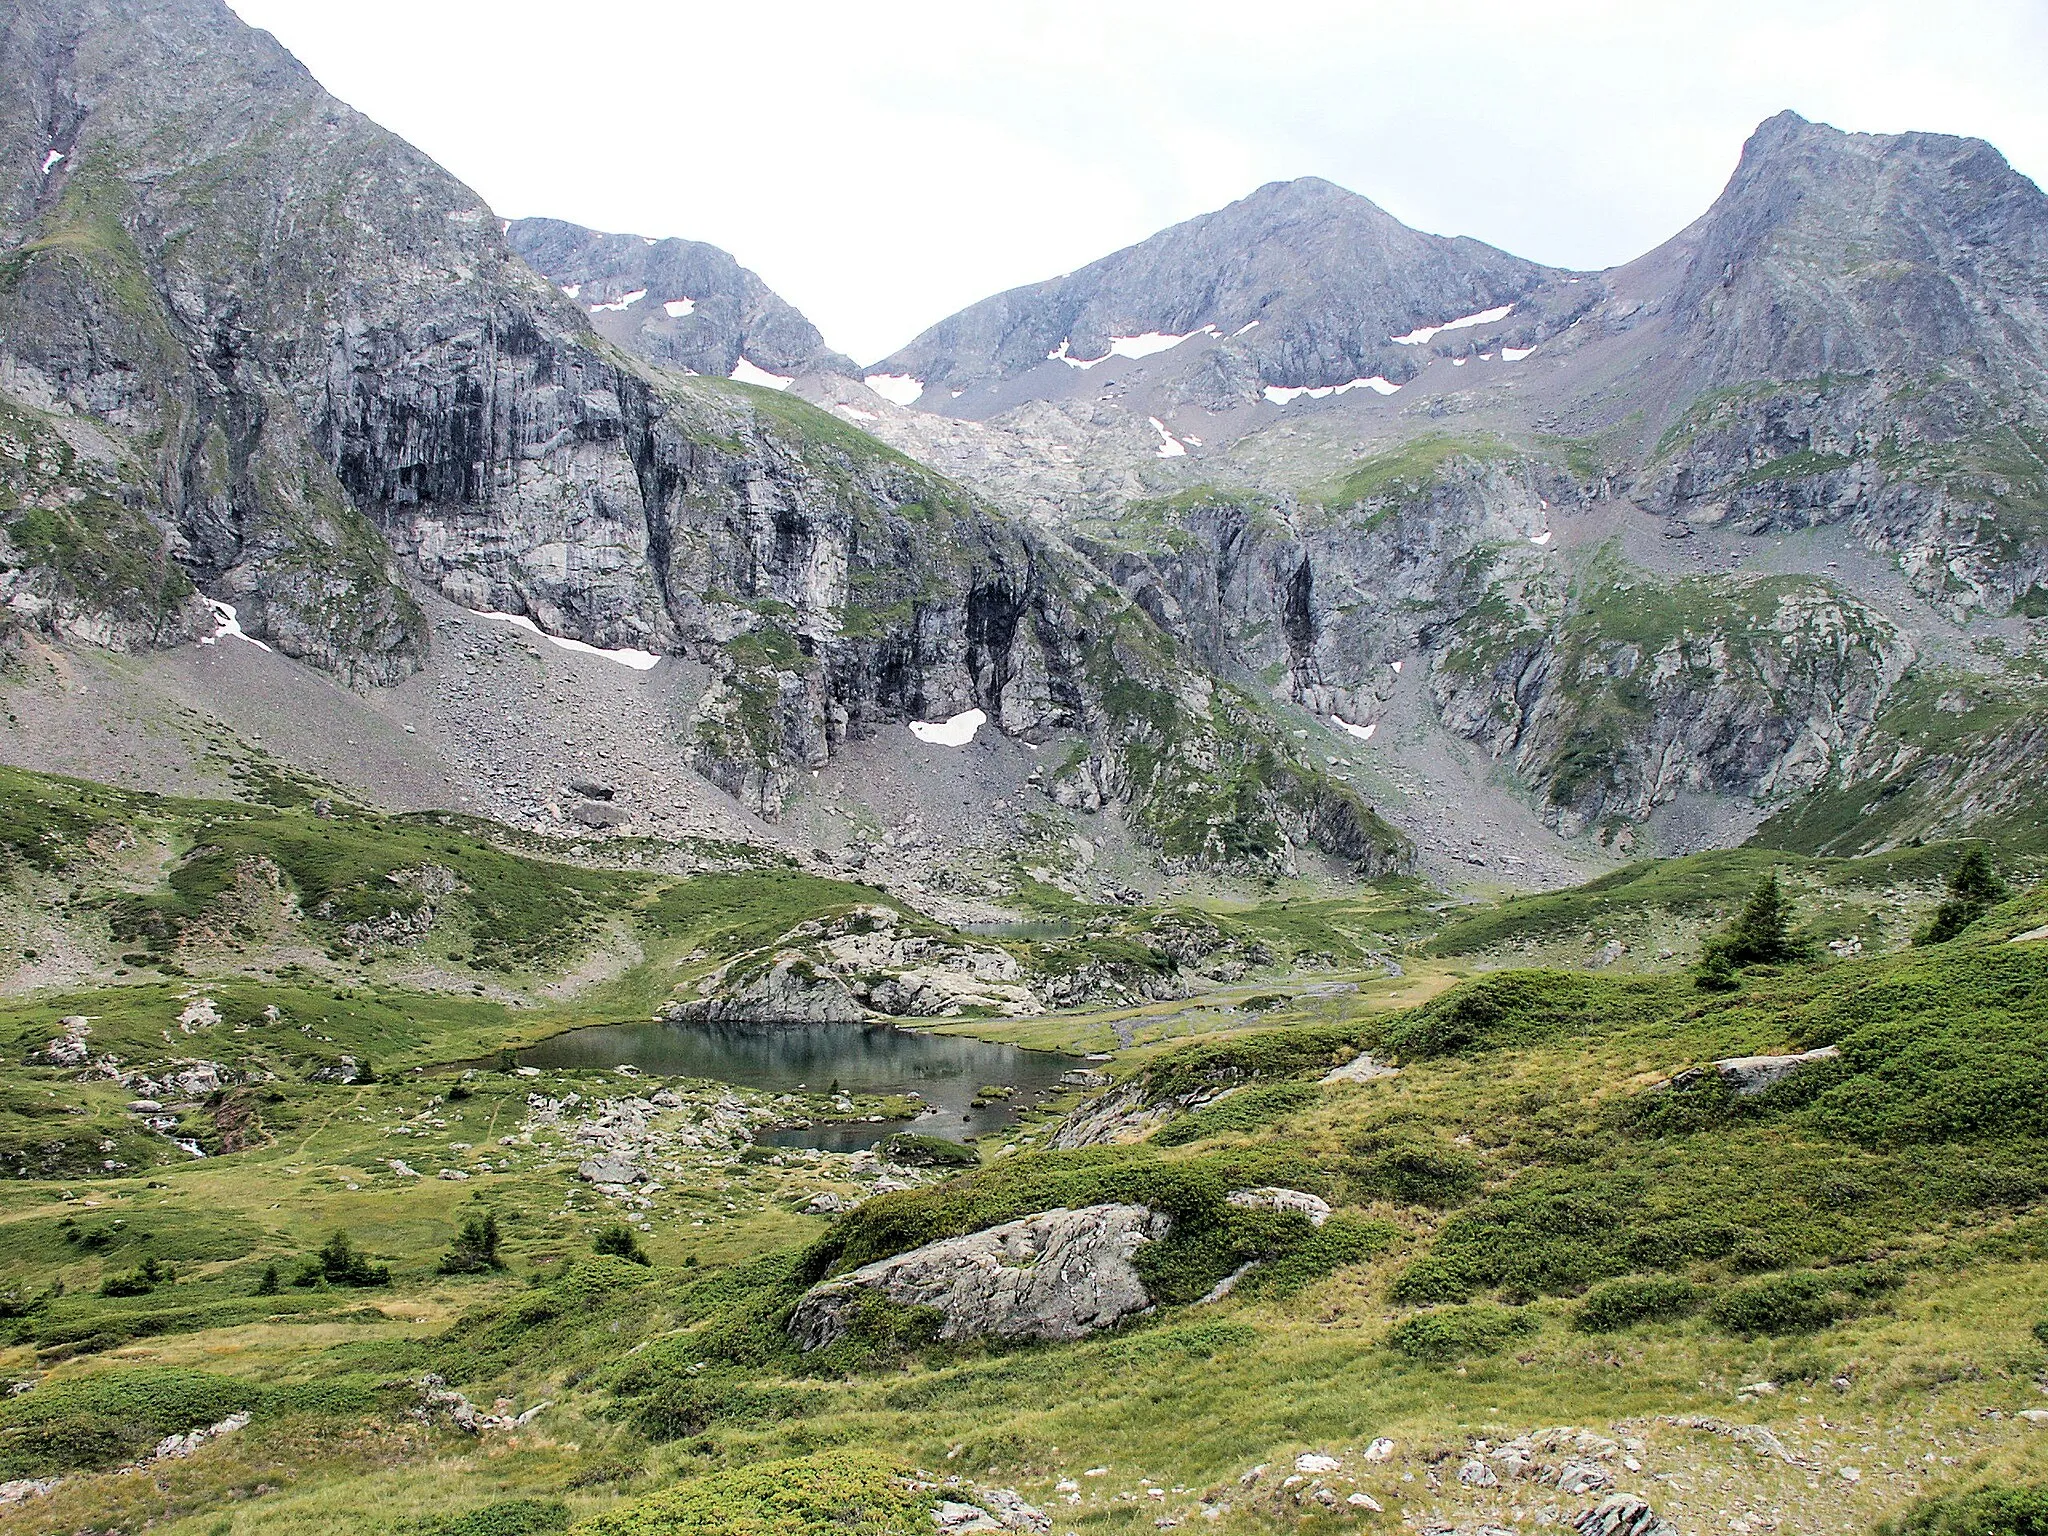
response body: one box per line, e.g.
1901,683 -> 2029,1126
869,175 -> 1560,400
506,217 -> 854,381
1637,109 -> 2048,388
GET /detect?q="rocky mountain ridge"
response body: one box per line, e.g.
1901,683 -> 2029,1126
505,216 -> 855,385
0,0 -> 1400,880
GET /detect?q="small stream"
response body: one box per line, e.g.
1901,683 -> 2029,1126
518,1019 -> 1089,1150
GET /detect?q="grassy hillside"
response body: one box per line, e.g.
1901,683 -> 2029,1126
0,761 -> 2038,1533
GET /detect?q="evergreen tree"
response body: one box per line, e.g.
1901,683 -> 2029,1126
593,1223 -> 651,1266
1916,848 -> 2006,945
437,1211 -> 505,1275
1694,872 -> 1807,987
254,1261 -> 280,1296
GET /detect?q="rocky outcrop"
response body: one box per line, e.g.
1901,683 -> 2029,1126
786,1203 -> 1167,1349
1225,1187 -> 1330,1226
1667,1045 -> 1841,1097
669,951 -> 867,1025
1433,566 -> 1912,837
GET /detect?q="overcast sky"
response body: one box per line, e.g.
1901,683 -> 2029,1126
228,0 -> 2048,366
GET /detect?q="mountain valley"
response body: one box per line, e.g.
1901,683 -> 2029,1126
0,1 -> 2045,1533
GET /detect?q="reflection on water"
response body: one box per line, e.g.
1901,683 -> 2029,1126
519,1019 -> 1087,1150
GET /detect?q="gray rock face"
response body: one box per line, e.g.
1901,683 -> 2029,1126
1606,112 -> 2048,616
1573,1495 -> 1676,1536
506,217 -> 855,382
0,0 -> 1390,876
786,1202 -> 1167,1349
670,951 -> 868,1025
874,176 -> 1561,401
1710,1045 -> 1841,1095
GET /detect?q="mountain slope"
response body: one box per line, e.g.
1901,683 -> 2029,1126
505,216 -> 856,384
0,0 -> 1400,878
870,176 -> 1565,412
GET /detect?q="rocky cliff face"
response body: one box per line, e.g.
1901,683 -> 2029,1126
871,177 -> 1563,404
0,0 -> 1399,876
1078,443 -> 1912,842
1608,112 -> 2048,617
505,217 -> 855,384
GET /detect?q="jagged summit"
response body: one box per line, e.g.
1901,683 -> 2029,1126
1624,109 -> 2048,388
868,173 -> 1566,408
506,217 -> 856,384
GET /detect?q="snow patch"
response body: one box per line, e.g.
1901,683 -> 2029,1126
836,404 -> 878,422
642,236 -> 658,246
470,609 -> 661,670
663,297 -> 696,318
589,288 -> 647,313
1390,659 -> 1403,673
1263,376 -> 1401,405
730,357 -> 794,390
1232,320 -> 1261,337
1050,327 -> 1218,369
1451,356 -> 1467,367
1148,417 -> 1187,458
864,373 -> 925,407
908,708 -> 986,747
1333,717 -> 1376,742
1391,303 -> 1513,346
1502,346 -> 1534,361
558,283 -> 581,299
199,598 -> 272,652
40,150 -> 64,175
1530,530 -> 1554,546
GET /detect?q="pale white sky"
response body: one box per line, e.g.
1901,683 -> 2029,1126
228,0 -> 2048,366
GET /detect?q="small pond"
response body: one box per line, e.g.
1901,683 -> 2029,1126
518,1019 -> 1090,1151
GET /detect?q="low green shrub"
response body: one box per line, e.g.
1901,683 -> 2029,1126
0,1366 -> 262,1478
1878,1482 -> 2048,1536
421,1499 -> 572,1536
1344,1130 -> 1482,1206
1154,1083 -> 1321,1146
1387,1304 -> 1537,1362
570,1449 -> 933,1536
879,1133 -> 979,1168
1707,1272 -> 1850,1335
1574,1276 -> 1701,1331
593,1225 -> 651,1266
629,1371 -> 810,1442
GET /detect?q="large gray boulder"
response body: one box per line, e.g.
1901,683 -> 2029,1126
1711,1045 -> 1840,1096
788,1203 -> 1167,1350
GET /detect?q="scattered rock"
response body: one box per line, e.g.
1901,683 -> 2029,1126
1558,1463 -> 1613,1496
577,1156 -> 645,1185
1459,1459 -> 1500,1487
803,1192 -> 848,1214
1573,1494 -> 1677,1536
147,1411 -> 250,1463
1364,1437 -> 1396,1461
1228,1187 -> 1331,1227
1347,1492 -> 1383,1511
788,1203 -> 1167,1349
1295,1453 -> 1342,1474
977,1487 -> 1051,1533
1324,1051 -> 1399,1084
0,1477 -> 60,1505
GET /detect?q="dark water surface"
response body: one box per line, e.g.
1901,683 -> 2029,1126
519,1019 -> 1088,1150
